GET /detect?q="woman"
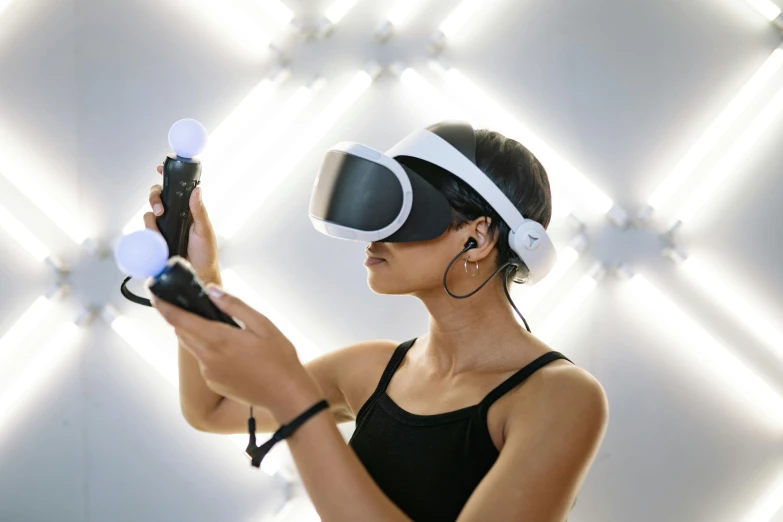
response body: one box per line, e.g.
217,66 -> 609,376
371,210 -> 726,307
145,125 -> 609,521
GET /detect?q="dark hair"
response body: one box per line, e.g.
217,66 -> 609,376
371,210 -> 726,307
415,129 -> 553,275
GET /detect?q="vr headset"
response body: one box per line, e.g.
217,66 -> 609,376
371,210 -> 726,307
308,121 -> 556,285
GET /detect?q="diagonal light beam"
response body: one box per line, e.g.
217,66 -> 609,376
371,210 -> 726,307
536,263 -> 605,344
122,68 -> 289,236
0,321 -> 81,431
744,0 -> 782,21
743,464 -> 783,522
645,46 -> 783,214
218,67 -> 376,239
674,78 -> 783,226
626,273 -> 783,432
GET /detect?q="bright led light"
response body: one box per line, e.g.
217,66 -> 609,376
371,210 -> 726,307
0,0 -> 13,17
745,0 -> 782,20
0,296 -> 55,370
513,244 -> 581,312
647,47 -> 783,211
743,465 -> 783,522
438,0 -> 485,37
122,71 -> 288,236
0,322 -> 80,429
627,274 -> 783,431
537,266 -> 601,343
220,69 -> 374,239
0,203 -> 51,261
402,66 -> 574,221
681,256 -> 783,361
677,81 -> 783,224
435,66 -> 613,216
220,269 -> 322,362
261,0 -> 296,26
187,0 -> 272,58
0,132 -> 90,244
325,0 -> 359,24
386,0 -> 422,26
107,313 -> 179,387
210,84 -> 320,221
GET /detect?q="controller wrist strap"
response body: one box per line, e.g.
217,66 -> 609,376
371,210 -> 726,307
245,400 -> 329,469
120,276 -> 153,307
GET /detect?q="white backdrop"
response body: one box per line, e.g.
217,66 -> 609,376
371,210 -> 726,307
1,0 -> 783,521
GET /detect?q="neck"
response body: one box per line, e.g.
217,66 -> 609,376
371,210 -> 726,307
413,275 -> 532,377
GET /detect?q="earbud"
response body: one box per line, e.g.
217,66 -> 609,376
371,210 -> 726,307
465,238 -> 478,250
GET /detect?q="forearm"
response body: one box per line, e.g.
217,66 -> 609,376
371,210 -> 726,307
271,379 -> 411,522
179,271 -> 225,427
178,337 -> 224,426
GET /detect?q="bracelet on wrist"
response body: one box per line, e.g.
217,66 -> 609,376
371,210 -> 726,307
245,400 -> 329,469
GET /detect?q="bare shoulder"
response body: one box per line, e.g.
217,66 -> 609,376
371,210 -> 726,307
505,354 -> 609,438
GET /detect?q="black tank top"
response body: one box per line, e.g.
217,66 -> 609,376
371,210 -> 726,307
348,338 -> 574,522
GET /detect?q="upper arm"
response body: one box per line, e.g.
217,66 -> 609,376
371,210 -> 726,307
200,339 -> 397,433
304,339 -> 398,423
456,368 -> 609,522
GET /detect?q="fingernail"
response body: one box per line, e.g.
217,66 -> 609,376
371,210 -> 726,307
153,204 -> 163,215
206,284 -> 223,299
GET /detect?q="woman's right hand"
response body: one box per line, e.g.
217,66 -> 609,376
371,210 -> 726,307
144,165 -> 222,286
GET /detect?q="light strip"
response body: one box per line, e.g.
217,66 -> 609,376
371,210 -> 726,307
0,146 -> 89,244
399,66 -> 574,221
743,465 -> 783,522
433,65 -> 614,216
647,47 -> 783,211
681,256 -> 783,362
104,306 -> 284,475
325,0 -> 359,24
0,0 -> 13,17
221,269 -> 322,362
627,274 -> 783,431
0,321 -> 81,429
0,295 -> 56,370
122,69 -> 288,236
745,0 -> 782,20
210,82 -> 322,223
676,80 -> 783,224
188,0 -> 272,58
107,312 -> 179,388
537,264 -> 603,343
261,0 -> 296,26
386,0 -> 423,27
438,0 -> 485,38
0,203 -> 51,261
219,69 -> 374,239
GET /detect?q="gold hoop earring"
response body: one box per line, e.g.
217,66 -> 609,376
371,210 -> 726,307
464,257 -> 479,276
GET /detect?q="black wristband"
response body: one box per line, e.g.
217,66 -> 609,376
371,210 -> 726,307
245,399 -> 329,469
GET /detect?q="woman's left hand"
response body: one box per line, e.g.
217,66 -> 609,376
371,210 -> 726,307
149,284 -> 312,413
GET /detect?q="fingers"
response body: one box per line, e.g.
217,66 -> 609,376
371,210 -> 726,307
152,294 -> 224,344
157,164 -> 163,175
149,184 -> 163,216
188,186 -> 214,238
143,211 -> 160,233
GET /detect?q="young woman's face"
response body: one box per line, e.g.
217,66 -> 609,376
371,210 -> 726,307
364,222 -> 497,297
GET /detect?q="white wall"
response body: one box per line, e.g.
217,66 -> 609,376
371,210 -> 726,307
1,0 -> 782,521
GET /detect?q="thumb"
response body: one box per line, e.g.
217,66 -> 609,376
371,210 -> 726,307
204,283 -> 272,333
189,186 -> 212,237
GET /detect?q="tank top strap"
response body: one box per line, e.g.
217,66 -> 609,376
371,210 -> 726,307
373,338 -> 417,395
479,351 -> 573,411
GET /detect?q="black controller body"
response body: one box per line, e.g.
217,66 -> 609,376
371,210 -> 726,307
148,256 -> 240,328
156,154 -> 202,258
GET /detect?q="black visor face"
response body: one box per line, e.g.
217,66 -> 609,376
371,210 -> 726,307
309,150 -> 454,243
310,151 -> 405,232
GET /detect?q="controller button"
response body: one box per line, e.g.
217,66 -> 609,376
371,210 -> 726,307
180,211 -> 187,217
176,191 -> 184,197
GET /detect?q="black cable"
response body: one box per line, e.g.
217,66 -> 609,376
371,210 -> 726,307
442,241 -> 532,333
